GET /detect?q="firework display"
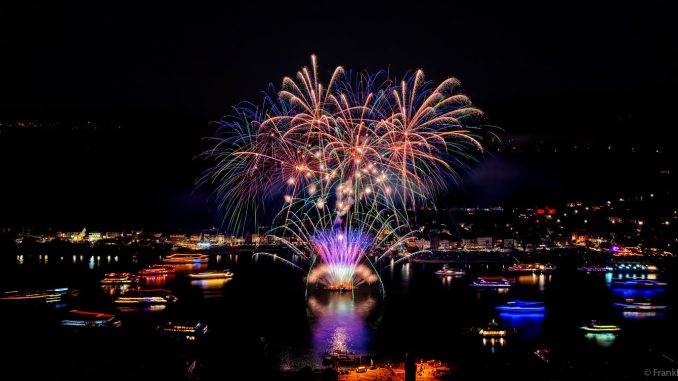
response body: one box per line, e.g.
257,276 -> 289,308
204,56 -> 486,290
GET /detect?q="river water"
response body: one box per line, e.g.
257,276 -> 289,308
1,249 -> 675,380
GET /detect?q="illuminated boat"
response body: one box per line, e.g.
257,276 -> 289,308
162,253 -> 209,264
506,263 -> 556,274
0,287 -> 72,304
613,299 -> 668,311
115,289 -> 178,304
322,350 -> 356,364
579,321 -> 621,333
577,265 -> 613,272
101,273 -> 138,285
471,276 -> 513,288
610,279 -> 667,288
611,262 -> 659,273
435,264 -> 465,276
156,321 -> 208,341
138,265 -> 175,276
60,310 -> 121,328
187,270 -> 233,279
496,300 -> 546,313
471,319 -> 514,337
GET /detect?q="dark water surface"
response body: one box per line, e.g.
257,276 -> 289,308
1,249 -> 675,380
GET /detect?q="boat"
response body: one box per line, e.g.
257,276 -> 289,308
101,273 -> 138,285
60,310 -> 121,328
322,350 -> 356,365
471,319 -> 514,337
579,320 -> 621,333
188,270 -> 233,279
496,300 -> 546,313
0,287 -> 73,304
613,299 -> 668,311
435,264 -> 465,276
577,265 -> 613,273
471,276 -> 513,288
115,289 -> 178,304
610,279 -> 667,288
611,262 -> 659,273
506,263 -> 556,274
156,321 -> 208,341
138,265 -> 176,276
162,253 -> 209,264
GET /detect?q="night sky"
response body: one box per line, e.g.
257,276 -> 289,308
1,1 -> 676,231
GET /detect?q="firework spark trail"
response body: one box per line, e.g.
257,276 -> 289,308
203,56 -> 488,290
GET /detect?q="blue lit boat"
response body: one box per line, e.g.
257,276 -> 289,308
471,276 -> 513,288
580,320 -> 621,333
496,300 -> 545,313
610,279 -> 667,288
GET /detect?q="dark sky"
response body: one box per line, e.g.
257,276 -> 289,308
1,1 -> 677,231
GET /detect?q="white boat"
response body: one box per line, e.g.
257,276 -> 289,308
435,264 -> 465,276
188,270 -> 233,279
322,350 -> 356,364
115,289 -> 178,304
162,253 -> 209,264
580,320 -> 621,333
613,299 -> 667,311
471,276 -> 513,288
